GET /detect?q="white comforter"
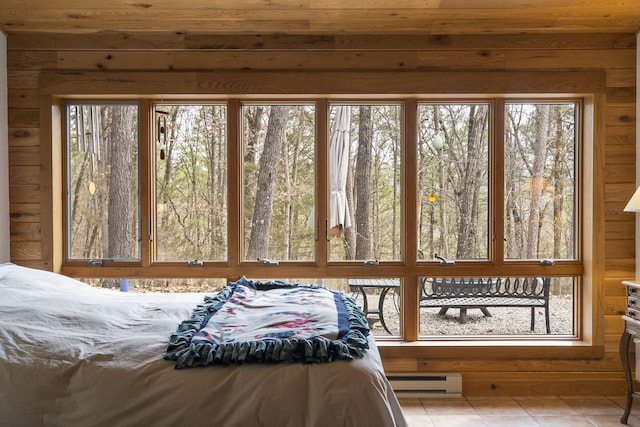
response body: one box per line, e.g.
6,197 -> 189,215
0,263 -> 407,427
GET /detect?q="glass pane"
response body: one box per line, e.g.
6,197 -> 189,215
504,103 -> 577,260
419,276 -> 575,336
66,104 -> 139,260
328,104 -> 403,261
242,104 -> 315,261
346,277 -> 401,337
417,104 -> 490,261
155,104 -> 227,261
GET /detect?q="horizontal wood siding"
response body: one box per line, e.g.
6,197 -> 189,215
1,2 -> 638,34
5,32 -> 637,395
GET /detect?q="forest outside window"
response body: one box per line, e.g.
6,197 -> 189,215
241,103 -> 316,262
62,96 -> 583,341
503,102 -> 577,261
416,101 -> 579,337
327,104 -> 402,262
66,103 -> 140,262
154,104 -> 228,262
416,103 -> 490,261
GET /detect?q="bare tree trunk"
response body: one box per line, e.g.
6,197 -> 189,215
188,125 -> 200,254
505,108 -> 527,258
206,108 -> 217,258
71,149 -> 91,233
433,105 -> 448,259
210,108 -> 226,259
282,129 -> 291,259
372,149 -> 381,257
417,150 -> 425,250
107,105 -> 133,259
216,111 -> 226,257
355,106 -> 372,260
246,106 -> 287,260
285,109 -> 303,260
526,105 -> 549,259
391,116 -> 400,259
455,105 -> 487,259
551,107 -> 566,259
345,160 -> 356,260
85,224 -> 99,258
437,147 -> 448,257
159,108 -> 178,230
504,111 -> 516,257
244,106 -> 264,164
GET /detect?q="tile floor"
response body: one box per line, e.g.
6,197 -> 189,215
399,395 -> 640,426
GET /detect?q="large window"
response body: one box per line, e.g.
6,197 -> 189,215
328,104 -> 403,262
242,103 -> 316,262
416,101 -> 578,336
417,103 -> 490,261
155,104 -> 228,262
504,102 -> 577,261
63,97 -> 582,341
66,103 -> 140,261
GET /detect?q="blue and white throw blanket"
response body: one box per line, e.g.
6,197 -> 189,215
164,277 -> 370,368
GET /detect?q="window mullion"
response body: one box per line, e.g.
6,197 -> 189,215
403,98 -> 418,341
140,99 -> 153,267
316,99 -> 328,266
227,99 -> 241,267
493,98 -> 506,266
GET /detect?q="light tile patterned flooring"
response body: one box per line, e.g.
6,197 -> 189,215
399,395 -> 640,426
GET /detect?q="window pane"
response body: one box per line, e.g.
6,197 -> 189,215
329,104 -> 403,261
346,277 -> 401,336
66,104 -> 139,260
155,105 -> 227,261
242,104 -> 315,261
504,103 -> 577,260
417,104 -> 490,261
419,276 -> 575,336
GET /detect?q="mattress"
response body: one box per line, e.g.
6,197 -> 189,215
0,263 -> 407,427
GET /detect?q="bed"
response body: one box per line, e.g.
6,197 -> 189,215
0,263 -> 407,427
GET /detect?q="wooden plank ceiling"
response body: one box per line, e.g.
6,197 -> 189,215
0,0 -> 638,35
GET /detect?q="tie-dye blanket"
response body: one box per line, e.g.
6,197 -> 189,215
164,278 -> 370,368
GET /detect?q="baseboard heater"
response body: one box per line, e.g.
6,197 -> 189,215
386,373 -> 462,398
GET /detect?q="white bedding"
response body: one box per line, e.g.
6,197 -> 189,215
0,263 -> 407,427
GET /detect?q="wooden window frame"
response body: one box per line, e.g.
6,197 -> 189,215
41,70 -> 605,358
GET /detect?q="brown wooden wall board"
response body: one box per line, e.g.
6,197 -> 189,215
3,30 -> 637,395
8,127 -> 40,147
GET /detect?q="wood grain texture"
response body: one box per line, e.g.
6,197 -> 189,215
461,372 -> 624,396
38,70 -> 607,95
9,203 -> 41,223
9,165 -> 40,185
0,2 -> 637,34
606,144 -> 636,165
10,222 -> 41,241
3,29 -> 637,395
604,221 -> 635,240
7,33 -> 635,51
6,70 -> 39,88
8,146 -> 39,166
9,241 -> 41,260
8,127 -> 40,147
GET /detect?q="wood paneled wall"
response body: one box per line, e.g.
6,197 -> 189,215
6,32 -> 637,395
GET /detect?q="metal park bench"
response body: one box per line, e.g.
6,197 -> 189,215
419,277 -> 551,333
